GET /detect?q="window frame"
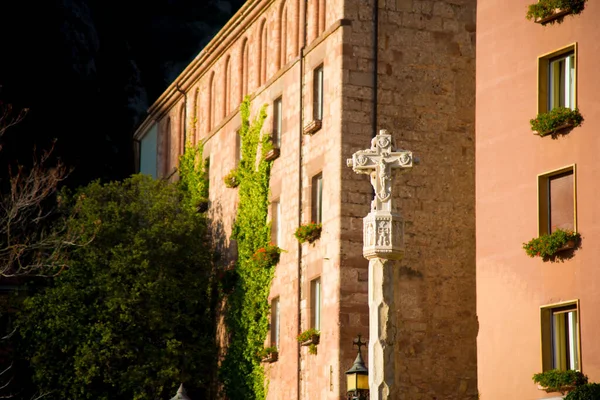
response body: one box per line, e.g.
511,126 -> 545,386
311,172 -> 323,224
272,96 -> 283,149
271,199 -> 281,246
540,300 -> 581,372
310,277 -> 321,330
270,297 -> 280,348
313,64 -> 324,121
537,43 -> 578,114
537,164 -> 577,236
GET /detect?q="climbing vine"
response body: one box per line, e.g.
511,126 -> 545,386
178,140 -> 209,212
220,97 -> 277,400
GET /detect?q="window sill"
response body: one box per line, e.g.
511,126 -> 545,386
534,121 -> 574,137
535,8 -> 572,24
264,148 -> 280,161
303,119 -> 322,135
300,334 -> 320,346
261,352 -> 279,363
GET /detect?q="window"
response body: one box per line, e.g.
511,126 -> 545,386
139,123 -> 158,178
271,297 -> 280,348
310,278 -> 321,330
272,97 -> 282,148
311,173 -> 323,224
163,118 -> 171,177
313,65 -> 324,121
538,45 -> 577,113
538,165 -> 576,236
541,301 -> 580,371
235,129 -> 242,167
271,200 -> 281,246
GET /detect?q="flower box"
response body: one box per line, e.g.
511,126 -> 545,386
261,351 -> 279,363
526,0 -> 587,25
224,169 -> 240,188
294,222 -> 322,244
264,147 -> 280,161
252,243 -> 282,267
303,119 -> 322,135
523,229 -> 580,258
534,7 -> 571,24
530,107 -> 583,137
297,329 -> 320,346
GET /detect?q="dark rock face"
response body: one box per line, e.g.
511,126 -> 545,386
0,0 -> 244,187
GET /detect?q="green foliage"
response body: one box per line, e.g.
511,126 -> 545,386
533,369 -> 588,394
565,383 -> 600,399
526,0 -> 586,24
220,97 -> 276,400
252,243 -> 282,268
308,343 -> 318,355
178,140 -> 209,211
531,107 -> 583,136
257,346 -> 278,359
224,168 -> 240,188
523,229 -> 580,258
297,328 -> 320,343
294,222 -> 322,244
16,175 -> 215,400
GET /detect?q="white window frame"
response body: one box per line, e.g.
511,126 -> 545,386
548,52 -> 575,110
310,278 -> 321,330
271,297 -> 280,348
313,65 -> 324,121
273,97 -> 282,148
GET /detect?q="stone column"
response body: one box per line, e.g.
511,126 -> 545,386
347,129 -> 414,400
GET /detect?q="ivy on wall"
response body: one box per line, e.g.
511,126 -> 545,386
178,140 -> 209,212
220,97 -> 277,400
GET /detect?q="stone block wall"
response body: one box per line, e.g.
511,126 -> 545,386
340,0 -> 478,398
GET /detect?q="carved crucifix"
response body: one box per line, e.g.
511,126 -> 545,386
346,129 -> 413,213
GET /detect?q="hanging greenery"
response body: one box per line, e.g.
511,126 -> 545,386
219,97 -> 277,400
178,140 -> 209,212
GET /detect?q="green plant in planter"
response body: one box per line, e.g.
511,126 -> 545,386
565,383 -> 600,399
252,243 -> 283,268
533,369 -> 588,394
294,222 -> 322,244
526,0 -> 587,24
531,107 -> 583,136
224,168 -> 240,188
257,346 -> 278,359
298,328 -> 320,342
523,229 -> 580,258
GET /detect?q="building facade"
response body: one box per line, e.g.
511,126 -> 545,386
135,0 -> 477,398
476,2 -> 600,399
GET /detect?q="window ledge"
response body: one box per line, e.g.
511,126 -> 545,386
264,147 -> 280,161
534,121 -> 574,137
535,8 -> 572,24
261,352 -> 279,363
303,119 -> 322,135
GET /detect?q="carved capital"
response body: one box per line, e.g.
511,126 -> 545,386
363,211 -> 404,260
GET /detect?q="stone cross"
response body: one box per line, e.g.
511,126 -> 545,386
347,129 -> 413,260
347,129 -> 413,213
346,129 -> 415,400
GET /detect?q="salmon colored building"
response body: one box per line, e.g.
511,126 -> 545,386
135,0 -> 478,398
477,1 -> 600,399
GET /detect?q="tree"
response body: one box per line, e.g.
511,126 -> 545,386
16,174 -> 216,400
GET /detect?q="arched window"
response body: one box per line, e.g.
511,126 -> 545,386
280,4 -> 287,67
259,20 -> 268,86
224,56 -> 231,116
179,103 -> 186,155
192,88 -> 199,144
164,117 -> 171,177
208,71 -> 215,132
241,39 -> 249,98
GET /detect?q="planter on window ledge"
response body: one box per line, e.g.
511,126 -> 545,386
303,119 -> 322,135
531,107 -> 583,137
294,222 -> 322,244
252,243 -> 283,268
258,346 -> 279,363
532,369 -> 588,395
523,229 -> 580,258
264,147 -> 280,161
526,0 -> 587,25
298,329 -> 320,355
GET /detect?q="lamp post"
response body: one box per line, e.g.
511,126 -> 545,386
170,383 -> 191,400
346,334 -> 369,400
